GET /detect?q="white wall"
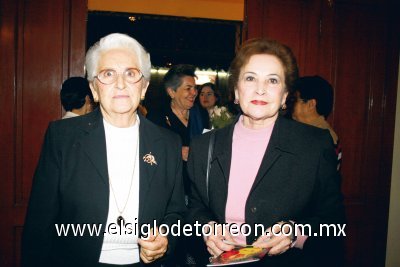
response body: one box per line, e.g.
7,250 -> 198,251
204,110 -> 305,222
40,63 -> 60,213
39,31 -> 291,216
386,56 -> 400,267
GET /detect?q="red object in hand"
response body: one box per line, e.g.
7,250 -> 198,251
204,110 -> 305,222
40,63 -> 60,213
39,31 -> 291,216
221,250 -> 239,259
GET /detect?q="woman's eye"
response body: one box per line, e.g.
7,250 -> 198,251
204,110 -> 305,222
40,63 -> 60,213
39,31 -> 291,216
104,71 -> 114,77
244,76 -> 256,82
126,70 -> 135,77
269,78 -> 278,84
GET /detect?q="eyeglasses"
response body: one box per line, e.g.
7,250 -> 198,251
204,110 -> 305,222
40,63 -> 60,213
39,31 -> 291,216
95,68 -> 143,85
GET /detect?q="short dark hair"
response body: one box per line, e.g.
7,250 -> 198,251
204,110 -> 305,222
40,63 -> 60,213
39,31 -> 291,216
294,75 -> 334,118
229,38 -> 298,95
60,77 -> 92,111
163,64 -> 197,91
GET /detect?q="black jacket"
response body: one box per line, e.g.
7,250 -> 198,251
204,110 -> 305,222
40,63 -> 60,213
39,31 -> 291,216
186,116 -> 345,267
22,109 -> 186,267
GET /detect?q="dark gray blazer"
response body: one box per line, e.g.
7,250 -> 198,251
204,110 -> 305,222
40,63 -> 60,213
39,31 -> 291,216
186,115 -> 345,266
22,108 -> 186,267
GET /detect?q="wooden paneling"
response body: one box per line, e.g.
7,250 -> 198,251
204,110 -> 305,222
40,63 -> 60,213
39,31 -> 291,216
0,1 -> 20,265
245,0 -> 333,77
333,1 -> 399,266
0,0 -> 87,266
244,0 -> 399,266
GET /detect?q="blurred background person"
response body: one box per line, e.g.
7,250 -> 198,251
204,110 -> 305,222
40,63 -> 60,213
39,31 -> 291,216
147,64 -> 208,184
22,33 -> 186,267
198,82 -> 234,130
147,64 -> 209,266
198,82 -> 220,115
187,39 -> 345,267
291,75 -> 342,170
60,76 -> 93,119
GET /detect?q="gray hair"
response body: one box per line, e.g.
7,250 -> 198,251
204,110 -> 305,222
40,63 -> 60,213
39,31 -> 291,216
85,33 -> 151,82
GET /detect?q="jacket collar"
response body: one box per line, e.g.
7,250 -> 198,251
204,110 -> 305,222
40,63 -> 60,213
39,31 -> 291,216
137,114 -> 165,219
212,115 -> 296,193
77,109 -> 164,219
78,109 -> 109,186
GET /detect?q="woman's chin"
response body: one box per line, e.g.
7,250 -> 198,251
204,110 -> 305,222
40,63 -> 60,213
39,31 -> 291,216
109,106 -> 137,116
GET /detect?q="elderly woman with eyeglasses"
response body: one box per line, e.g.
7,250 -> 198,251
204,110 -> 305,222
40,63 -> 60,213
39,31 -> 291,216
186,39 -> 345,267
22,33 -> 186,267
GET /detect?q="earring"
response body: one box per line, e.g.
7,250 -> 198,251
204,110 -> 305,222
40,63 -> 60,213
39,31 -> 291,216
281,103 -> 287,110
234,99 -> 239,104
140,96 -> 145,101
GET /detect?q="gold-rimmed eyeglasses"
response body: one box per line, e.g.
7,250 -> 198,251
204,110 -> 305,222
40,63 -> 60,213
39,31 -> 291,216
94,68 -> 143,85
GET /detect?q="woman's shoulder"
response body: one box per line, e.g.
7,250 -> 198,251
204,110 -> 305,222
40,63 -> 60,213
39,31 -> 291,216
278,117 -> 334,152
141,116 -> 182,145
49,112 -> 89,132
281,116 -> 330,138
190,125 -> 231,150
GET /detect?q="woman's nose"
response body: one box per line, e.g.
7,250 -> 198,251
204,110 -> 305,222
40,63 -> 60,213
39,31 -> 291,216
256,81 -> 267,95
190,88 -> 197,96
115,74 -> 127,90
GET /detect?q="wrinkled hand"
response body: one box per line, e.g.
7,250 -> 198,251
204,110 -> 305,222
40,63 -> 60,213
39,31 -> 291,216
252,222 -> 292,256
203,221 -> 235,258
138,228 -> 168,263
182,146 -> 189,161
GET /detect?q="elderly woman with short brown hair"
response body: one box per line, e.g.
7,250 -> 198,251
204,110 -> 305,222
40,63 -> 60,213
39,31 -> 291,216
187,38 -> 345,267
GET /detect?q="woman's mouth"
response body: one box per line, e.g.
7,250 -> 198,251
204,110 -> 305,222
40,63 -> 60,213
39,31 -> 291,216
113,95 -> 129,99
251,100 -> 268,105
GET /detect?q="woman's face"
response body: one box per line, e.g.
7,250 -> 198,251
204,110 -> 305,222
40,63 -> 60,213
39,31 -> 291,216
199,86 -> 217,109
89,48 -> 149,120
235,54 -> 288,128
168,76 -> 197,110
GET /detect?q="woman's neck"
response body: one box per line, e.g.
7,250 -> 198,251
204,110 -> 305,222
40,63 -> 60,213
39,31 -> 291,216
241,114 -> 277,130
171,101 -> 189,125
101,107 -> 138,128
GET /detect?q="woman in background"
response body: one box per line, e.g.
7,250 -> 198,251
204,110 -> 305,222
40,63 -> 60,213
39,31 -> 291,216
291,75 -> 342,171
198,82 -> 220,115
147,64 -> 208,190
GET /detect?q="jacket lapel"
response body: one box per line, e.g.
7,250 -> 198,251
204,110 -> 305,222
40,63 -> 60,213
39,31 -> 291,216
213,121 -> 236,188
250,116 -> 294,194
138,116 -> 163,220
79,109 -> 109,186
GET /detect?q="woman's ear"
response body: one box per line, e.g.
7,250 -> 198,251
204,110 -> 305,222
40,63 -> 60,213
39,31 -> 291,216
282,91 -> 289,105
167,88 -> 175,99
141,80 -> 149,99
234,88 -> 239,101
307,99 -> 317,110
89,82 -> 99,102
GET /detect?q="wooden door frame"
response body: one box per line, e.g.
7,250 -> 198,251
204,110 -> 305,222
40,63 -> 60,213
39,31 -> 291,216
0,0 -> 87,266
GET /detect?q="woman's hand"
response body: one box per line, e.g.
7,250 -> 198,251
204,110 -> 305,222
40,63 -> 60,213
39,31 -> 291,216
203,221 -> 235,258
138,228 -> 168,263
182,146 -> 189,161
252,222 -> 294,256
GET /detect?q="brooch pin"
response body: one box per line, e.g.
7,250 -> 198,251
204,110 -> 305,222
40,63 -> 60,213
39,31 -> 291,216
143,152 -> 157,165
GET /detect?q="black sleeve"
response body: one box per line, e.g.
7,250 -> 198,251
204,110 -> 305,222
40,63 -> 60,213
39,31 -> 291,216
186,134 -> 216,226
300,132 -> 346,267
22,123 -> 60,267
